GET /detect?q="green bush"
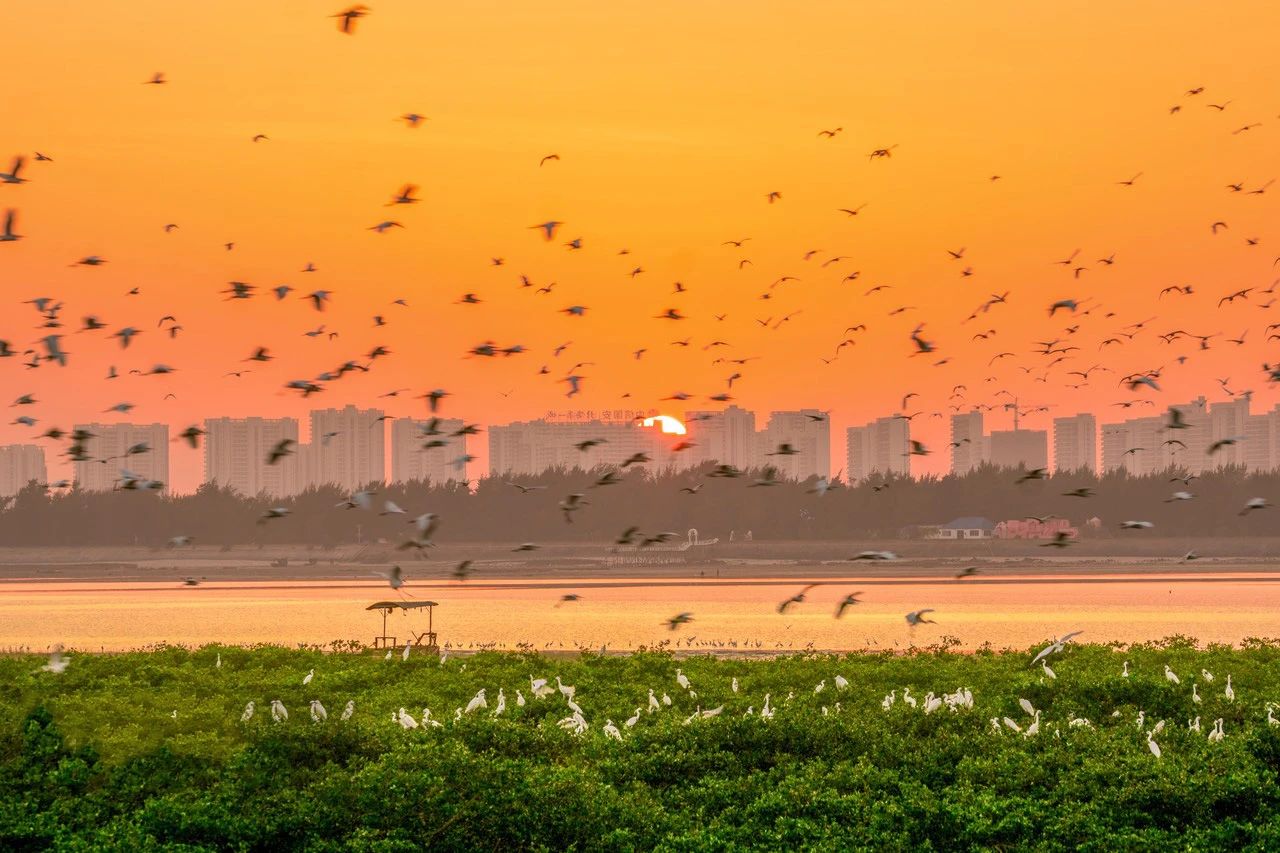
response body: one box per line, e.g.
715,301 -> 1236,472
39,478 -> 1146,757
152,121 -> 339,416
3,643 -> 1280,849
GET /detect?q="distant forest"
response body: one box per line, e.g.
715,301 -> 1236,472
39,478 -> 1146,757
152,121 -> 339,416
0,463 -> 1273,546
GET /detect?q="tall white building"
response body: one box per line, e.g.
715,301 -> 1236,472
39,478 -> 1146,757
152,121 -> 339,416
390,417 -> 467,484
306,406 -> 386,491
1208,397 -> 1250,469
0,444 -> 47,497
1052,413 -> 1097,473
487,417 -> 677,477
949,411 -> 986,474
845,416 -> 910,481
203,417 -> 301,497
1245,413 -> 1274,472
758,410 -> 830,481
682,405 -> 758,470
1101,398 -> 1208,475
988,429 -> 1049,471
72,423 -> 169,491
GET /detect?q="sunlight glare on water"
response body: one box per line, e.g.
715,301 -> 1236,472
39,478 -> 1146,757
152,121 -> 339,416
3,575 -> 1280,652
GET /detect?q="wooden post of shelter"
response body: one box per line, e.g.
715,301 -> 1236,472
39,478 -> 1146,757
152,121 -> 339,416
366,600 -> 439,652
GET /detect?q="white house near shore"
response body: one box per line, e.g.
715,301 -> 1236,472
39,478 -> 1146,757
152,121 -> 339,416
926,517 -> 996,540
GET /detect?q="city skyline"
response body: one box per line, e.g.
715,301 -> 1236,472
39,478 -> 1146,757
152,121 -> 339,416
8,391 -> 1280,497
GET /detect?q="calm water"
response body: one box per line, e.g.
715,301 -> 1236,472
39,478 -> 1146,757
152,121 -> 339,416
4,574 -> 1280,652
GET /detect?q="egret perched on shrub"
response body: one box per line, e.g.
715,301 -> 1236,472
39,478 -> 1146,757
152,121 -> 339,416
465,689 -> 487,714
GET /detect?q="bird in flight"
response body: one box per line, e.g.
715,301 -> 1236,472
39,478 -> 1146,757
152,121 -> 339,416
333,5 -> 370,34
0,209 -> 20,243
0,157 -> 27,184
531,220 -> 563,240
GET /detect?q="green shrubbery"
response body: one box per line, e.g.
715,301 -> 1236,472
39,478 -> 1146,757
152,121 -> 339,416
4,642 -> 1280,849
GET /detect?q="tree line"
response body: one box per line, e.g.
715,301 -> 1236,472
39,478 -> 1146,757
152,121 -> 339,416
0,462 -> 1273,546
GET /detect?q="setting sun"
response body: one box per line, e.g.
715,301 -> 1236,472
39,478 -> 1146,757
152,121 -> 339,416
644,415 -> 687,435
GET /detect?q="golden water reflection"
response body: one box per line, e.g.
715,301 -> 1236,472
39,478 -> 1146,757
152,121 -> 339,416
3,574 -> 1280,652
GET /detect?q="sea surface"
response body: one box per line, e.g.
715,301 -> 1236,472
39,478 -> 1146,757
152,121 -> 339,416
4,573 -> 1280,652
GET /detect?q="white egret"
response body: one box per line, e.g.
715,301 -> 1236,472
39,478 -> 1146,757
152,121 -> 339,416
341,700 -> 355,721
38,645 -> 70,674
603,720 -> 623,741
556,676 -> 576,700
676,668 -> 690,690
516,690 -> 526,707
1164,665 -> 1180,684
240,701 -> 255,722
303,668 -> 315,685
834,675 -> 849,691
661,692 -> 672,706
1225,675 -> 1235,701
270,699 -> 288,723
397,708 -> 418,729
464,689 -> 488,714
309,700 -> 328,722
648,689 -> 660,712
1147,732 -> 1162,759
625,708 -> 641,728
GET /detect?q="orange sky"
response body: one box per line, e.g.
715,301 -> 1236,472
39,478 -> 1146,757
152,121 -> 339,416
3,0 -> 1280,491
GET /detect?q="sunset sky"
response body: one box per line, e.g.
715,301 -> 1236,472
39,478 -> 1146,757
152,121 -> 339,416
3,0 -> 1280,491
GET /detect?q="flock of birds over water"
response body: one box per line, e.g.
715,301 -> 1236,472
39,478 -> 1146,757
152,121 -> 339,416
3,7 -> 1280,648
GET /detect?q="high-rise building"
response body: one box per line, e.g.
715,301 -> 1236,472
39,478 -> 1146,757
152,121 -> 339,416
1052,413 -> 1097,473
988,429 -> 1049,471
1100,422 -> 1133,473
203,417 -> 301,497
487,417 -> 678,477
390,417 -> 467,484
758,410 -> 830,481
72,423 -> 169,491
306,406 -> 386,491
682,405 -> 758,470
1208,397 -> 1250,469
0,444 -> 46,497
1245,412 -> 1275,472
1102,398 -> 1208,476
846,416 -> 910,481
949,411 -> 986,474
